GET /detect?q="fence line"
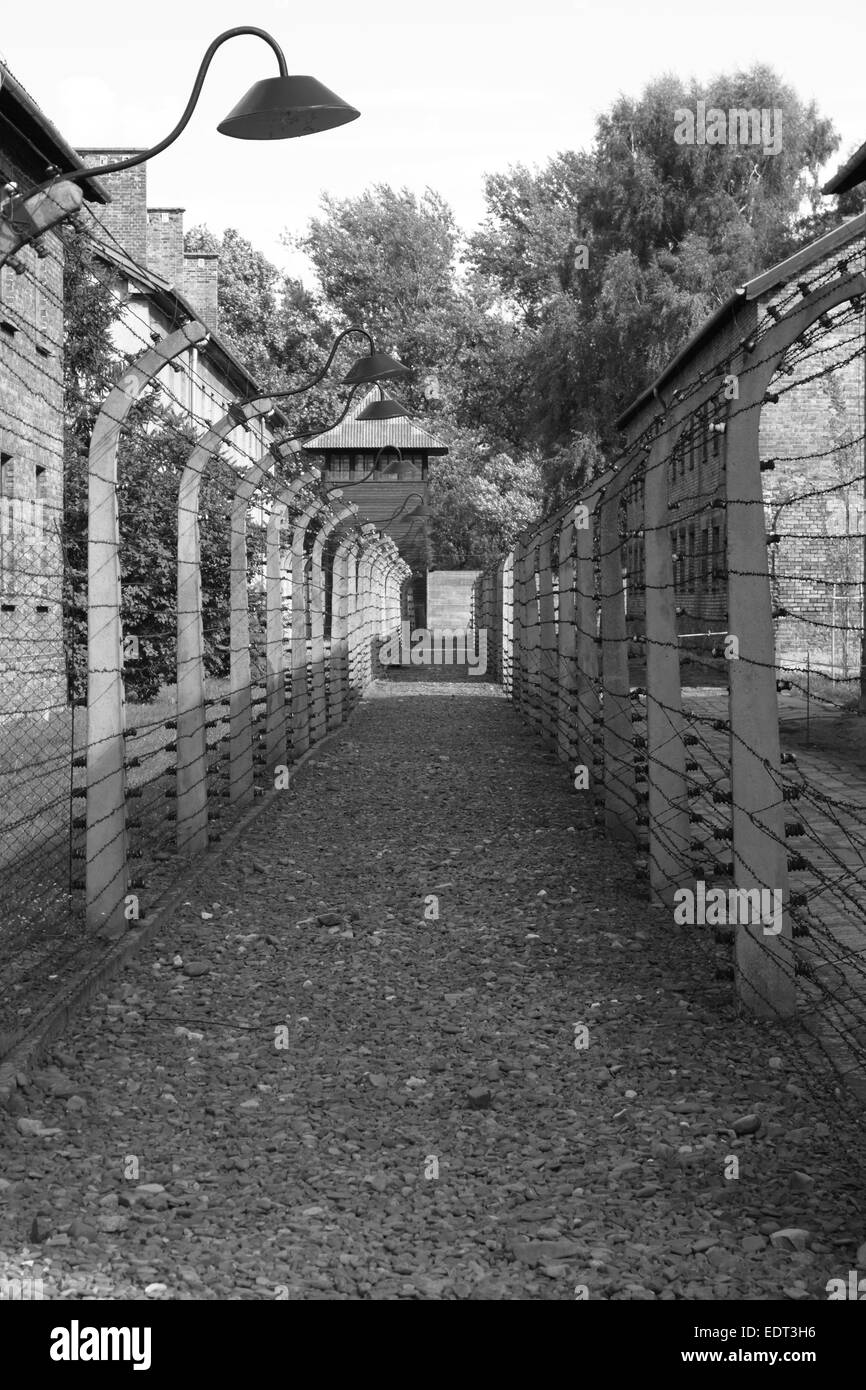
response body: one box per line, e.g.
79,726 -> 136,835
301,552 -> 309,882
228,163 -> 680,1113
0,259 -> 409,1050
475,222 -> 866,1102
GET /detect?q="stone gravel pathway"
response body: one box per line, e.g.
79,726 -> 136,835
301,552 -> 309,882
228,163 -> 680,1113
1,677 -> 864,1300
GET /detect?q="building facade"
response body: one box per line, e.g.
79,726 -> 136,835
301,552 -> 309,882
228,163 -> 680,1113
78,150 -> 283,466
0,65 -> 106,717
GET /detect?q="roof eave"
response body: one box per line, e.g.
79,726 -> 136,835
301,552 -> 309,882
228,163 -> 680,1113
822,140 -> 866,195
0,66 -> 109,203
616,211 -> 866,432
94,241 -> 289,425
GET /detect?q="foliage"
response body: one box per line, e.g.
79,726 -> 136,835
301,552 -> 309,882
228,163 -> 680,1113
467,65 -> 845,452
426,429 -> 544,569
62,230 -> 263,703
185,225 -> 344,435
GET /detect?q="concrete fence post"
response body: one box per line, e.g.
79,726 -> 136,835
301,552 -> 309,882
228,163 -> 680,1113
574,475 -> 612,801
328,532 -> 355,729
537,530 -> 557,745
291,493 -> 329,758
557,511 -> 577,766
643,429 -> 691,904
86,321 -> 207,933
228,441 -> 300,806
176,397 -> 272,855
727,267 -> 863,1016
345,541 -> 362,706
502,551 -> 514,697
309,501 -> 358,746
264,470 -> 319,778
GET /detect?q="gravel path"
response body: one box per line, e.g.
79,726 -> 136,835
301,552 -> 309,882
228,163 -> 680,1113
1,676 -> 864,1301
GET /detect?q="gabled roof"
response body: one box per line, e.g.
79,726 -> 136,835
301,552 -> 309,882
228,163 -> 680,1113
616,212 -> 866,430
92,239 -> 288,425
0,63 -> 108,201
823,140 -> 866,195
301,388 -> 448,454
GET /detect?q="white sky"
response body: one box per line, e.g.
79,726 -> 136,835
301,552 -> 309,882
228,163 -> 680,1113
2,0 -> 863,284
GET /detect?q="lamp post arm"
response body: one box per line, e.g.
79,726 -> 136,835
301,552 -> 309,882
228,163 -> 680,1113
268,384 -> 361,464
29,27 -> 289,196
241,327 -> 375,406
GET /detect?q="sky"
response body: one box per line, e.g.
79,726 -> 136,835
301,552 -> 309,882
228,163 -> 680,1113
2,0 -> 863,285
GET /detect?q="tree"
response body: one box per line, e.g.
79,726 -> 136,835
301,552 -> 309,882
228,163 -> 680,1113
426,429 -> 544,569
185,225 -> 343,434
468,65 -> 843,452
295,185 -> 498,419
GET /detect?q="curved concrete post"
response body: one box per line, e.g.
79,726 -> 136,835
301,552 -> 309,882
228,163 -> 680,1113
726,267 -> 864,1017
355,528 -> 381,689
643,423 -> 691,905
493,559 -> 502,683
265,469 -> 320,776
229,439 -> 302,805
502,551 -> 514,696
523,539 -> 541,726
372,540 -> 400,673
511,538 -> 528,715
86,320 -> 207,933
377,544 -> 400,632
366,542 -> 389,677
345,538 -> 364,702
392,559 -> 411,637
329,532 -> 359,729
557,512 -> 577,765
379,553 -> 408,666
292,492 -> 333,757
537,524 -> 558,743
176,396 -> 272,854
575,472 -> 614,807
599,466 -> 639,841
309,502 -> 359,746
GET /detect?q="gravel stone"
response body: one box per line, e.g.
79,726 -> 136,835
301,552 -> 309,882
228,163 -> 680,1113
1,678 -> 863,1302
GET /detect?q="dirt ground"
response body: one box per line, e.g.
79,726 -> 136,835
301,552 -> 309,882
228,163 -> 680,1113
1,675 -> 864,1300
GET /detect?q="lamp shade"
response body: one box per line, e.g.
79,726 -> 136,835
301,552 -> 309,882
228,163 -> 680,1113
342,350 -> 409,385
357,395 -> 408,421
218,75 -> 360,140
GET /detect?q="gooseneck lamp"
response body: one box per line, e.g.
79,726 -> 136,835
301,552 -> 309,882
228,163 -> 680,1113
29,26 -> 360,198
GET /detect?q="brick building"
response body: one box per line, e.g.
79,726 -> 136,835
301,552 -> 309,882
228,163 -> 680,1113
0,65 -> 106,717
617,213 -> 866,675
78,151 -> 283,466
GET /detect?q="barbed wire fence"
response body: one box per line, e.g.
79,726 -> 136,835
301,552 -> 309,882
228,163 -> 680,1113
475,218 -> 866,1137
0,214 -> 409,1056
